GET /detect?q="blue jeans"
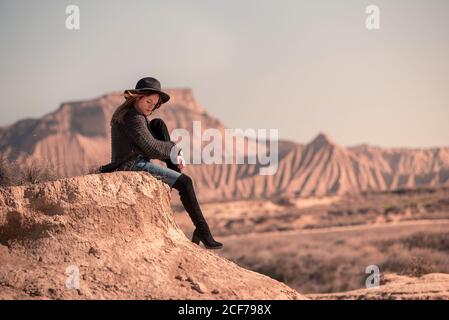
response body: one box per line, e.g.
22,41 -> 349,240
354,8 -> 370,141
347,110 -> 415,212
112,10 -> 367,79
130,155 -> 182,187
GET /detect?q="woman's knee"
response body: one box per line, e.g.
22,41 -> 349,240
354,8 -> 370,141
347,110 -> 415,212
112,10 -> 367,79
173,173 -> 193,190
148,118 -> 170,140
149,118 -> 166,129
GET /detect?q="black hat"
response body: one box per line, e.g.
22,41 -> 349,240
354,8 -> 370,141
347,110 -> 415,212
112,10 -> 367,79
124,77 -> 170,103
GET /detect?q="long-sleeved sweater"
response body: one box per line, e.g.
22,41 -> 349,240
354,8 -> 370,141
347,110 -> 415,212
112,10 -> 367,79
100,105 -> 181,172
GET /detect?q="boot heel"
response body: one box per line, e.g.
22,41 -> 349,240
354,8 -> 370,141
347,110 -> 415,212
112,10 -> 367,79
191,229 -> 223,249
191,229 -> 201,245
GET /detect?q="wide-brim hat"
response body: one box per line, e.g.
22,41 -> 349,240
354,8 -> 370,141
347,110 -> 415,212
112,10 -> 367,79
124,77 -> 170,103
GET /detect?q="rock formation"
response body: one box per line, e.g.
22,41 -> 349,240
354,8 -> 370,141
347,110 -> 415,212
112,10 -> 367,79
0,171 -> 305,299
1,89 -> 448,202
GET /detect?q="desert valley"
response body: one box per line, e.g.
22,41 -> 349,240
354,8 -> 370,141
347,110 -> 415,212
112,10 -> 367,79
1,89 -> 448,299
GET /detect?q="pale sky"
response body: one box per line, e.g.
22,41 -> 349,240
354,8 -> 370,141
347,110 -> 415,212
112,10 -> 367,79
1,0 -> 448,147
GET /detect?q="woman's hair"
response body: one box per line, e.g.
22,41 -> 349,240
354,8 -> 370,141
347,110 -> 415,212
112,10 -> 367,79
110,91 -> 162,126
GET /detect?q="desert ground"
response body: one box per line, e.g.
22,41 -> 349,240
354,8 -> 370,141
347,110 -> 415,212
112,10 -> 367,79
174,187 -> 449,295
2,157 -> 449,299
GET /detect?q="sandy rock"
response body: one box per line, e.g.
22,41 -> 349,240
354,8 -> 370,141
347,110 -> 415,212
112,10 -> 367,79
0,171 -> 306,300
308,273 -> 449,300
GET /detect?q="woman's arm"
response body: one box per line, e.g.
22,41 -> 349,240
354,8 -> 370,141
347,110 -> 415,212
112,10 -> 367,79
123,111 -> 181,160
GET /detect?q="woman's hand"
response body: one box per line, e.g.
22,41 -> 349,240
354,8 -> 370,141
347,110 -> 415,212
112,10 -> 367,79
177,150 -> 186,171
177,155 -> 186,170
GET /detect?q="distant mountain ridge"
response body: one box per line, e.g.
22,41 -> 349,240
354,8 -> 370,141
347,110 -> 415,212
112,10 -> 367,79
1,89 -> 448,202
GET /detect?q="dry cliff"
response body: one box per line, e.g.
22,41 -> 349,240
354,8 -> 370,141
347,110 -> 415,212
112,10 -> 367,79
0,171 -> 305,299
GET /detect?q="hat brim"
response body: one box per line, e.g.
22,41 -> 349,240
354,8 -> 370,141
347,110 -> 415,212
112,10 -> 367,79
124,88 -> 170,103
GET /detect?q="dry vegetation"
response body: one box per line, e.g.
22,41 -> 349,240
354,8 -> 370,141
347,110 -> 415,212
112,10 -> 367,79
0,155 -> 59,187
218,224 -> 449,294
179,187 -> 449,295
0,155 -> 99,187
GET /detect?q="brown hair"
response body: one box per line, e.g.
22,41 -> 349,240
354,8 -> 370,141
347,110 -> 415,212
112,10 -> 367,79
110,91 -> 162,126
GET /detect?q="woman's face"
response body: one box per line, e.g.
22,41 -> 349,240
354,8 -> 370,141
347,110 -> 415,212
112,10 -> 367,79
135,93 -> 161,116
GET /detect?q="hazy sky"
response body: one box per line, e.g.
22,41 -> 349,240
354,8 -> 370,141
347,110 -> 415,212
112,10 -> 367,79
1,0 -> 448,147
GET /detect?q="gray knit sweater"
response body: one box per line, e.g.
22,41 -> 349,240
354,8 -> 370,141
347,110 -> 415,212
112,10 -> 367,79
104,106 -> 181,172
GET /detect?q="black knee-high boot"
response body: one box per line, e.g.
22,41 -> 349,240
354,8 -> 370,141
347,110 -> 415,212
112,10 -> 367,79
172,174 -> 223,249
147,118 -> 181,173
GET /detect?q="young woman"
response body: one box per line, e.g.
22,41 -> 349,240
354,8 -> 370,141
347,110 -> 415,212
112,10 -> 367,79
100,77 -> 223,249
